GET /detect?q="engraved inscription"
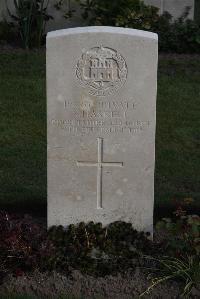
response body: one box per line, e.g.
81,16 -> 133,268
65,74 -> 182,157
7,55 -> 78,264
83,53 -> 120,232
77,138 -> 123,209
76,46 -> 128,96
51,119 -> 150,134
64,100 -> 136,111
51,98 -> 150,135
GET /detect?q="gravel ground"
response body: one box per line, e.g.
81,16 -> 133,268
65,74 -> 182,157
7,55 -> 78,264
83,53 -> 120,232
1,268 -> 200,299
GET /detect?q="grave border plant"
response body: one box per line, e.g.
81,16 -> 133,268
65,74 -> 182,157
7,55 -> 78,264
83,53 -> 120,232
6,0 -> 53,49
0,199 -> 199,297
57,0 -> 200,53
141,199 -> 200,297
140,255 -> 200,297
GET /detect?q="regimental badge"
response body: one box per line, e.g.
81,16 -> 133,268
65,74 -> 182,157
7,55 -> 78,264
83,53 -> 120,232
75,46 -> 128,97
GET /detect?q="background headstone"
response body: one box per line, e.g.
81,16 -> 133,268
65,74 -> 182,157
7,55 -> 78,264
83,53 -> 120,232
47,27 -> 158,233
145,0 -> 194,19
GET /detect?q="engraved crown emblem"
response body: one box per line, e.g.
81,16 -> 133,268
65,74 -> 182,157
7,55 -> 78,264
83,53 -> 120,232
76,46 -> 128,97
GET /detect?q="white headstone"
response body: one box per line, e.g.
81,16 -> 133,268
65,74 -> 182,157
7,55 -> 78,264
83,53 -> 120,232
47,27 -> 158,233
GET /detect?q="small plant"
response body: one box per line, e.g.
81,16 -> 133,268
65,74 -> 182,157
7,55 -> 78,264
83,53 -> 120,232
156,199 -> 200,256
0,211 -> 155,279
46,221 -> 154,276
6,0 -> 53,49
140,255 -> 200,297
0,211 -> 47,281
75,0 -> 159,29
142,200 -> 200,297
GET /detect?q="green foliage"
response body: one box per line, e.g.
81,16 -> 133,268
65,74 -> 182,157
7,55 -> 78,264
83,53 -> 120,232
46,221 -> 153,275
153,8 -> 200,53
6,0 -> 53,49
0,209 -> 155,279
60,1 -> 200,53
156,200 -> 200,256
54,0 -> 75,19
2,0 -> 200,52
76,0 -> 159,29
144,200 -> 200,297
140,255 -> 200,297
0,20 -> 16,43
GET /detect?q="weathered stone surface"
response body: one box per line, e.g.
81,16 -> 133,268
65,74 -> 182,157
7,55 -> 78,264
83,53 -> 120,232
47,26 -> 158,233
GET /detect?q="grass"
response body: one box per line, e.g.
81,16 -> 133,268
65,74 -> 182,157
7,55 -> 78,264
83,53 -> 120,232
155,56 -> 200,214
140,255 -> 200,297
0,51 -> 200,215
0,51 -> 46,214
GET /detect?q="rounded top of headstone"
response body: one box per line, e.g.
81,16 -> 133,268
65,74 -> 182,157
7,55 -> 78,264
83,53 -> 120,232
47,26 -> 158,41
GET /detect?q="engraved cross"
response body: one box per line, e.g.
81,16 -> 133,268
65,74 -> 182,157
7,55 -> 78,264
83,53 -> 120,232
77,138 -> 123,209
